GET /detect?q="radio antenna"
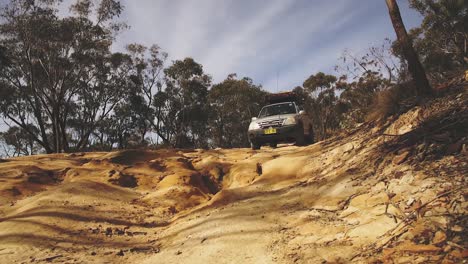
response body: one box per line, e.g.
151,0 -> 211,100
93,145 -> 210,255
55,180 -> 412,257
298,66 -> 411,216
276,70 -> 279,92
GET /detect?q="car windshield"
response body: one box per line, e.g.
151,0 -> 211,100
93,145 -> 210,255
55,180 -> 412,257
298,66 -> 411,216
258,103 -> 297,118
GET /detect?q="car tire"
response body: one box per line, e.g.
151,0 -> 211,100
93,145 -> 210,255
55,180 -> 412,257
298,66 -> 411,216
269,142 -> 277,148
251,142 -> 261,150
295,123 -> 306,146
305,126 -> 314,144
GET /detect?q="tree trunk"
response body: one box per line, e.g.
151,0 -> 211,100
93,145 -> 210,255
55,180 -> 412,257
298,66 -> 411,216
385,0 -> 432,95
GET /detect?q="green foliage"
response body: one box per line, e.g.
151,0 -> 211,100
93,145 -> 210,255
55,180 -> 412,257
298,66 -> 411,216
303,72 -> 337,94
397,0 -> 468,81
154,58 -> 211,148
0,0 -> 127,153
0,125 -> 40,156
298,72 -> 343,140
208,74 -> 267,148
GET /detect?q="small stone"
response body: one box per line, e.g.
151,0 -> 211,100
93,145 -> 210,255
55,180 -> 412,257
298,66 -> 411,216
256,163 -> 262,175
175,250 -> 182,255
449,250 -> 463,259
443,245 -> 452,253
394,171 -> 404,178
105,227 -> 113,236
400,174 -> 414,185
461,249 -> 468,258
116,250 -> 124,256
433,231 -> 447,245
401,244 -> 441,254
108,170 -> 116,177
446,140 -> 463,154
10,187 -> 21,196
393,151 -> 410,165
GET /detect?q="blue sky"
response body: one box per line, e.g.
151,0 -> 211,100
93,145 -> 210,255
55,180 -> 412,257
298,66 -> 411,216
0,0 -> 423,90
113,0 -> 423,91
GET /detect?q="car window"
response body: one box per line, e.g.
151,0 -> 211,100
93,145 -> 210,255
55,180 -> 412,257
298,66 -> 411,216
258,103 -> 297,118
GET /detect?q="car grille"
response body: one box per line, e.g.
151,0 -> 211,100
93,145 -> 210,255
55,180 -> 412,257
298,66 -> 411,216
258,118 -> 285,128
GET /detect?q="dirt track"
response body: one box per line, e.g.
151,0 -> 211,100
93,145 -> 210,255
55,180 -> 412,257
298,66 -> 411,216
0,89 -> 467,263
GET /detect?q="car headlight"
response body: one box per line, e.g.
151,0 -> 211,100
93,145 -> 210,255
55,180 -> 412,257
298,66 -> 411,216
248,122 -> 260,130
282,116 -> 296,126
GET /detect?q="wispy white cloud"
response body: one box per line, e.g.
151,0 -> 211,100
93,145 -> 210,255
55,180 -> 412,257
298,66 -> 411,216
198,0 -> 296,78
111,0 -> 422,91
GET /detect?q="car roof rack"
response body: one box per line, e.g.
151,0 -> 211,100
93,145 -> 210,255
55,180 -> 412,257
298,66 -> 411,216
267,91 -> 297,104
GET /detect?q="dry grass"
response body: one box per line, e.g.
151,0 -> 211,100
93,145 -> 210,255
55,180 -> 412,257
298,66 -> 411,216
366,81 -> 419,122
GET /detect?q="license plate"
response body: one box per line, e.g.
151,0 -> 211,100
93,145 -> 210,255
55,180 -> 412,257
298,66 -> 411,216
264,128 -> 277,134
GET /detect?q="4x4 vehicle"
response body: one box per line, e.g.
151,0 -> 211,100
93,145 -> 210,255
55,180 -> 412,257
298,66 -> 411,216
247,93 -> 313,150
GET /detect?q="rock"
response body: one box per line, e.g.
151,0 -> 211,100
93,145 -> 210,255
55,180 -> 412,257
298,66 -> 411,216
443,245 -> 452,253
462,249 -> 468,258
105,227 -> 113,236
116,250 -> 124,256
130,246 -> 159,253
386,192 -> 396,201
175,250 -> 182,255
399,231 -> 415,241
407,199 -> 422,212
400,244 -> 442,254
446,140 -> 463,154
406,197 -> 415,206
449,250 -> 463,260
256,163 -> 262,175
432,231 -> 447,245
10,187 -> 21,196
43,255 -> 63,262
371,182 -> 386,193
394,171 -> 404,178
400,174 -> 414,185
90,227 -> 100,234
115,228 -> 125,235
393,151 -> 410,165
347,219 -> 360,225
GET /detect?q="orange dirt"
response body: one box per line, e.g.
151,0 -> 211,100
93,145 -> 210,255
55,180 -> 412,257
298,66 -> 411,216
0,88 -> 466,263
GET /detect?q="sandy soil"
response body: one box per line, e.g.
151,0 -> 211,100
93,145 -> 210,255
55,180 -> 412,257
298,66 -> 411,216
0,88 -> 466,264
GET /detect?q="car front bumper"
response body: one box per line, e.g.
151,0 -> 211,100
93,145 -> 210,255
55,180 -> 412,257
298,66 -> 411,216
248,124 -> 299,144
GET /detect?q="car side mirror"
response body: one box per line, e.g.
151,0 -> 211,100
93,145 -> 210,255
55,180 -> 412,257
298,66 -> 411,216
299,110 -> 305,115
251,117 -> 257,121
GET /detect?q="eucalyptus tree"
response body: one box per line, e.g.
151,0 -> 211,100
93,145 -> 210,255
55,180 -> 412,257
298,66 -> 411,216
154,58 -> 211,148
385,0 -> 432,95
208,74 -> 267,148
0,0 -> 128,153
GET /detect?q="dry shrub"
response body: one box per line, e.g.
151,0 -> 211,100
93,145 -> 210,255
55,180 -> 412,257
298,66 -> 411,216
366,81 -> 418,122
